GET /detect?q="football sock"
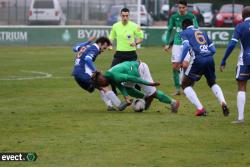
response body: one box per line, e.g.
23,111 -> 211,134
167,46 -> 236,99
155,90 -> 172,104
179,68 -> 184,86
99,90 -> 113,107
105,90 -> 121,107
173,69 -> 180,90
211,84 -> 226,105
237,91 -> 246,120
126,87 -> 144,98
184,86 -> 203,110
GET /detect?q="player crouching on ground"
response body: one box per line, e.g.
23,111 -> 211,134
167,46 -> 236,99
180,19 -> 229,116
72,36 -> 127,111
92,61 -> 180,113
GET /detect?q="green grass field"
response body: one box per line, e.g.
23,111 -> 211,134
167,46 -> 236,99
0,46 -> 250,167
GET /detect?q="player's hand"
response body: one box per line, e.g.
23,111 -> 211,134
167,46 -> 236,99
163,45 -> 170,52
220,65 -> 226,72
124,96 -> 132,105
129,42 -> 136,47
149,82 -> 160,86
180,62 -> 184,68
108,45 -> 113,50
88,36 -> 96,42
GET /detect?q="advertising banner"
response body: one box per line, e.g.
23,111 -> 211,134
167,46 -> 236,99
0,26 -> 234,47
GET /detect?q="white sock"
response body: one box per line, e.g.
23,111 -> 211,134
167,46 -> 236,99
99,90 -> 112,107
211,84 -> 226,105
105,91 -> 121,107
237,91 -> 246,120
184,86 -> 203,110
179,68 -> 184,85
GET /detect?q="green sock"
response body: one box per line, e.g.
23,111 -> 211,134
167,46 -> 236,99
126,87 -> 144,98
173,69 -> 180,90
155,90 -> 172,104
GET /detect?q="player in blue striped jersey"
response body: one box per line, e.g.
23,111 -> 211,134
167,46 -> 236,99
180,19 -> 229,116
220,6 -> 250,123
72,37 -> 109,92
72,36 -> 127,111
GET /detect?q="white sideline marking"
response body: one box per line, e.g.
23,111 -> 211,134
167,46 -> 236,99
0,70 -> 53,81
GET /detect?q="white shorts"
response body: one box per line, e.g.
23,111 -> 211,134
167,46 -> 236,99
123,62 -> 156,96
171,45 -> 191,63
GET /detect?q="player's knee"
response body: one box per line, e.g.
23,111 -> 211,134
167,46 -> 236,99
181,76 -> 193,89
181,84 -> 186,89
141,62 -> 148,68
207,80 -> 216,87
237,80 -> 247,91
172,63 -> 180,70
149,91 -> 157,98
87,85 -> 95,93
181,83 -> 189,89
182,61 -> 189,69
102,86 -> 111,92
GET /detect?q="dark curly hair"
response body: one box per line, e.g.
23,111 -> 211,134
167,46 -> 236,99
95,37 -> 111,46
178,0 -> 187,6
243,6 -> 250,21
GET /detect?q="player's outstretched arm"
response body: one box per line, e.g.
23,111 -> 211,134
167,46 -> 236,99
116,84 -> 132,105
126,74 -> 160,86
124,96 -> 132,105
165,16 -> 174,45
88,36 -> 96,42
163,40 -> 174,52
208,45 -> 216,56
220,65 -> 226,72
180,41 -> 190,64
148,82 -> 160,86
220,40 -> 238,72
72,38 -> 94,52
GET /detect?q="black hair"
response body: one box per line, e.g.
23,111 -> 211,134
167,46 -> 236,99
182,19 -> 193,30
178,0 -> 187,6
242,6 -> 250,20
121,7 -> 129,13
95,36 -> 111,46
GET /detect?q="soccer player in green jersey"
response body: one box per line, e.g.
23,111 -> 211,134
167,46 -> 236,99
164,0 -> 198,95
109,7 -> 144,94
93,61 -> 180,112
